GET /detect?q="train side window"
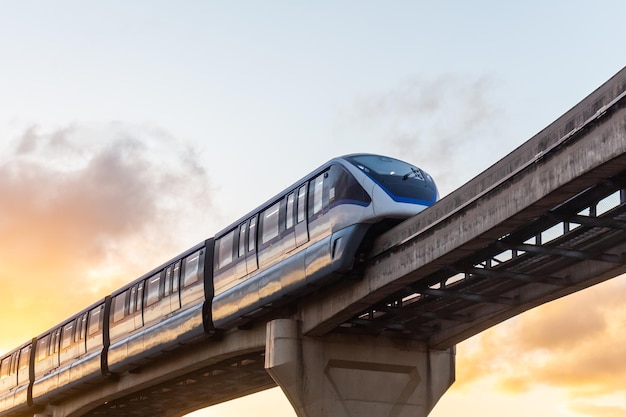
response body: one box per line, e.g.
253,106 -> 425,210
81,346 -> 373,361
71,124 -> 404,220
88,305 -> 103,336
326,164 -> 371,206
36,335 -> 50,361
297,185 -> 307,223
112,292 -> 127,323
146,273 -> 161,306
183,251 -> 201,287
286,192 -> 295,229
18,346 -> 31,371
1,356 -> 11,379
172,262 -> 181,292
238,223 -> 247,257
311,174 -> 325,215
248,217 -> 257,252
261,202 -> 280,244
217,231 -> 235,269
61,322 -> 74,350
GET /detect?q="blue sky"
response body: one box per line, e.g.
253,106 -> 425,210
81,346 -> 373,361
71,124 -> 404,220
1,2 -> 625,417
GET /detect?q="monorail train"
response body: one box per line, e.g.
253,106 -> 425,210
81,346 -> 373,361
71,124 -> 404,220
0,153 -> 438,415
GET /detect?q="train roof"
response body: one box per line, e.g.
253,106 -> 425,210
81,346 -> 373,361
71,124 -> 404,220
212,154 -> 349,238
32,297 -> 108,340
109,239 -> 209,298
212,153 -> 429,239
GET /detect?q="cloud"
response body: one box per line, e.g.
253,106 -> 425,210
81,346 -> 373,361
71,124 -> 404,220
568,401 -> 626,417
454,276 -> 626,403
340,74 -> 505,195
0,122 -> 215,351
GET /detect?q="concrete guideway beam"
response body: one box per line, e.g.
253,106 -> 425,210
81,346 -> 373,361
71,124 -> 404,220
300,83 -> 626,339
265,319 -> 455,417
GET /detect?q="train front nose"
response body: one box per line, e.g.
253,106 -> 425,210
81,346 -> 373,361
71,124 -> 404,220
371,179 -> 438,219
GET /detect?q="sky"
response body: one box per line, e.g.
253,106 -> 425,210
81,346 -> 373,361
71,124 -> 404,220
0,1 -> 625,416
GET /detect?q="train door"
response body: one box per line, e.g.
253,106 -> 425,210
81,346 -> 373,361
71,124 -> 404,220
245,215 -> 259,273
167,261 -> 181,313
16,344 -> 31,395
49,328 -> 61,370
78,313 -> 88,353
85,304 -> 104,354
131,282 -> 144,330
295,184 -> 309,247
180,250 -> 205,308
144,272 -> 167,325
0,352 -> 17,391
163,263 -> 180,314
59,319 -> 82,365
283,192 -> 297,253
235,222 -> 248,278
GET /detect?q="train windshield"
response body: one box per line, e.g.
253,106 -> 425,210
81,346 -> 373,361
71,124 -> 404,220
345,154 -> 438,205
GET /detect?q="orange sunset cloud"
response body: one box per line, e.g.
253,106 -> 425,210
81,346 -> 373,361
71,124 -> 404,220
0,123 -> 215,352
453,276 -> 626,415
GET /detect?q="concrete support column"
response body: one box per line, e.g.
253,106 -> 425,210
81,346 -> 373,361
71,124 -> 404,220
265,319 -> 455,417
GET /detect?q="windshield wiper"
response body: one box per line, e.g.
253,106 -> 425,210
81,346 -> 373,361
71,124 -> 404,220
402,168 -> 424,181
